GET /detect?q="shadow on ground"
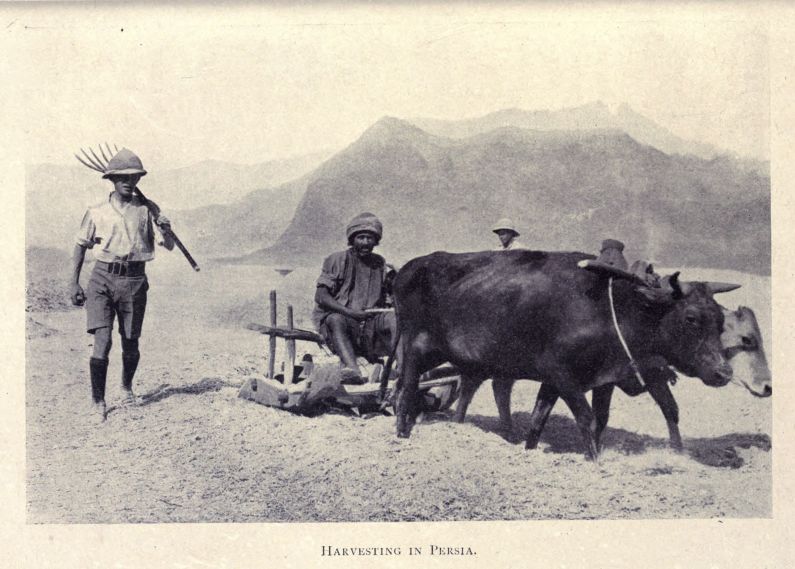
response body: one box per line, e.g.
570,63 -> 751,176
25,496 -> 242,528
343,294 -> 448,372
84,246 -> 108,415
106,377 -> 242,416
464,411 -> 771,469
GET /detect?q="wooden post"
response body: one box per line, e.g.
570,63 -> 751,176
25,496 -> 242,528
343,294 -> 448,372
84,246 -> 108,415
286,305 -> 296,384
267,290 -> 277,379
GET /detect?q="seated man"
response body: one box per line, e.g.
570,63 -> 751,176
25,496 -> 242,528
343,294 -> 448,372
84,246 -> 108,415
311,212 -> 396,385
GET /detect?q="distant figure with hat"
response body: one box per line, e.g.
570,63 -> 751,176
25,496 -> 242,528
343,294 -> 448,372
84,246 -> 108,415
312,213 -> 396,384
492,218 -> 529,251
595,238 -> 629,271
70,148 -> 175,422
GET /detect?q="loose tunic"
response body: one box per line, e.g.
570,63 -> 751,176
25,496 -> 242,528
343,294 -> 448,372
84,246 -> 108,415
311,248 -> 387,331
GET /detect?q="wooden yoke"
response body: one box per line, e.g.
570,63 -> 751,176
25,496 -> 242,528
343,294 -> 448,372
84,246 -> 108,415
577,259 -> 647,285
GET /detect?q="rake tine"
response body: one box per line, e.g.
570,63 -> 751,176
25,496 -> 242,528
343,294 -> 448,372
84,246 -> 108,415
74,154 -> 105,173
104,142 -> 115,160
99,144 -> 111,164
114,144 -> 119,152
89,147 -> 108,170
80,148 -> 106,172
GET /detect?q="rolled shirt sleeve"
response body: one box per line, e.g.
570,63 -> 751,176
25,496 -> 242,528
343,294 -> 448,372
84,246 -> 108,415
316,252 -> 345,294
75,209 -> 96,248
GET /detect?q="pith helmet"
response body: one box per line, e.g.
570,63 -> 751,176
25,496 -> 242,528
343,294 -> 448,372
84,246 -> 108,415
102,148 -> 147,178
346,212 -> 383,242
492,218 -> 519,236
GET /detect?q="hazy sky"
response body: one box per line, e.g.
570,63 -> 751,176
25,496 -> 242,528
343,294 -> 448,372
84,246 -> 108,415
7,4 -> 770,171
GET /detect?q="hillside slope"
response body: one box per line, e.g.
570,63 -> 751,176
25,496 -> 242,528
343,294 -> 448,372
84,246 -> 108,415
234,117 -> 769,273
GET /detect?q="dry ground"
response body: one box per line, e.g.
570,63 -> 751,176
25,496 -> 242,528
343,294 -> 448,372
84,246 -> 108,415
26,260 -> 772,523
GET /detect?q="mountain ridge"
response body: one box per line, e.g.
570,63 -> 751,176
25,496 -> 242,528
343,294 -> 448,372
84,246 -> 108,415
25,106 -> 769,275
230,119 -> 769,274
409,102 -> 768,175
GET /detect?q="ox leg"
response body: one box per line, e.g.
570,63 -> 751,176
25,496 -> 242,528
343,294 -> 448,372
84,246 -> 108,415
395,339 -> 422,439
559,391 -> 599,461
591,384 -> 615,454
453,375 -> 485,424
646,380 -> 683,451
492,378 -> 515,433
525,383 -> 560,450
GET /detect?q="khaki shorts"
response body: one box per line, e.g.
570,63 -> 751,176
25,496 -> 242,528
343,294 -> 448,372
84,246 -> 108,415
85,267 -> 149,339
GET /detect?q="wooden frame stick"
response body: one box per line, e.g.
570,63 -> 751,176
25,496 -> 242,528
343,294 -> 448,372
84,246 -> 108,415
267,290 -> 277,379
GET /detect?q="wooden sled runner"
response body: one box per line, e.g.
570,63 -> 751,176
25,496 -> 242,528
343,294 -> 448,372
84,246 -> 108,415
239,290 -> 460,415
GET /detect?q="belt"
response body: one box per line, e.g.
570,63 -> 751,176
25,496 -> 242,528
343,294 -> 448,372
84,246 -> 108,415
96,260 -> 146,277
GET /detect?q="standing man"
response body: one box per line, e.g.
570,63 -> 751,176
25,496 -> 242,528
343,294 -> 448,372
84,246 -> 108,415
492,218 -> 529,250
312,212 -> 396,385
70,148 -> 174,421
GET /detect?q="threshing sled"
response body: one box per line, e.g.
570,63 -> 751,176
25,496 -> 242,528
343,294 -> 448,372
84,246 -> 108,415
239,290 -> 460,415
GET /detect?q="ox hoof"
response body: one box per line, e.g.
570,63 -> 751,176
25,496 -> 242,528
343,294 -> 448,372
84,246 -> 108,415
504,431 -> 521,444
396,431 -> 411,439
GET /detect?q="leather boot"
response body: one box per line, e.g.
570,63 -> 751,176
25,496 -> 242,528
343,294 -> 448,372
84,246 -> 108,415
121,351 -> 141,404
89,357 -> 108,421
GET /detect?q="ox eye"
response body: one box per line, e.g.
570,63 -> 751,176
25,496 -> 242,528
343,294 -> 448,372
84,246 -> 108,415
685,313 -> 699,326
742,336 -> 756,348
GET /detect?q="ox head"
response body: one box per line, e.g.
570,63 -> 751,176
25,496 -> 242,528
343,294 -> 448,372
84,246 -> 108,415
722,306 -> 771,397
637,273 -> 739,387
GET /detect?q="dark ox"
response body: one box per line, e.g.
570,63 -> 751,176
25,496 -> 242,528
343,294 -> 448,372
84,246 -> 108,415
456,306 -> 771,451
388,250 -> 732,460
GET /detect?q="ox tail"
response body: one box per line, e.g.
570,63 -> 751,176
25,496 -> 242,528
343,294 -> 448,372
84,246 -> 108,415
379,326 -> 401,409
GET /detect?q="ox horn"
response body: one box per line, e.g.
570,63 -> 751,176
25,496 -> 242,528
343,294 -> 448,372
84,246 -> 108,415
706,282 -> 742,294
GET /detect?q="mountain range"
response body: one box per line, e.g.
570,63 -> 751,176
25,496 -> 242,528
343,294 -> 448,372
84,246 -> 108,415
411,102 -> 768,175
231,115 -> 769,273
25,102 -> 770,274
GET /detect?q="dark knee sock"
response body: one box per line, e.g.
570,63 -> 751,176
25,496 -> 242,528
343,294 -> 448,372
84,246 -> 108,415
89,357 -> 109,403
121,351 -> 140,390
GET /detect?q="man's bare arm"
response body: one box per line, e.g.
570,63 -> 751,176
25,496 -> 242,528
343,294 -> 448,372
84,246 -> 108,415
70,244 -> 88,305
315,286 -> 371,321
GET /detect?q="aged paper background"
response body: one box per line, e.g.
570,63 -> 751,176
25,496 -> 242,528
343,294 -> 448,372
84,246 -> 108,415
2,2 -> 794,567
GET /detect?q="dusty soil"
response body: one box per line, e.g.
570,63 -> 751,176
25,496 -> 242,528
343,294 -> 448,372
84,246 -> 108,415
26,260 -> 772,523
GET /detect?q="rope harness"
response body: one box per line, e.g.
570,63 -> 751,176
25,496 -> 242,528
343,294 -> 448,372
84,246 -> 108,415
608,277 -> 646,387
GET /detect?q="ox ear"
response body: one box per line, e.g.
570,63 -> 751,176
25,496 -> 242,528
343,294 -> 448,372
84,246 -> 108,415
706,282 -> 742,294
635,284 -> 675,304
660,271 -> 691,299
